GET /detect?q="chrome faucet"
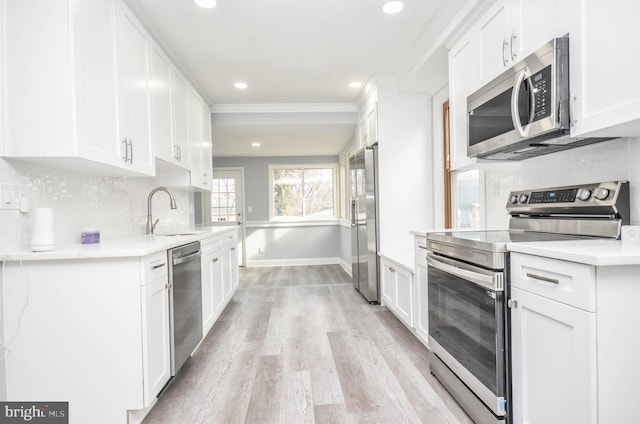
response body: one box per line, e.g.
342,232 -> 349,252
146,187 -> 178,234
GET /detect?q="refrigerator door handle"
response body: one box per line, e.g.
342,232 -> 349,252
351,200 -> 357,227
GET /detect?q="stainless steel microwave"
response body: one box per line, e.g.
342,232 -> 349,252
467,36 -> 612,160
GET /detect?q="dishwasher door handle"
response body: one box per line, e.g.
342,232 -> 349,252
173,249 -> 202,266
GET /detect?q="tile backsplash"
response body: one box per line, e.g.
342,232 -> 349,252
484,137 -> 638,229
0,158 -> 195,251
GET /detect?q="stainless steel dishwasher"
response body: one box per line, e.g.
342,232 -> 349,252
168,241 -> 203,375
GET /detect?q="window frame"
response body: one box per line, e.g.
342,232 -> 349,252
338,158 -> 346,220
268,163 -> 339,222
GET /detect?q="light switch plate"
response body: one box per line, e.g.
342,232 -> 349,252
1,184 -> 22,210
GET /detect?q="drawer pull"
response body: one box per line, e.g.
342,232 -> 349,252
526,272 -> 559,285
417,245 -> 427,250
151,262 -> 166,270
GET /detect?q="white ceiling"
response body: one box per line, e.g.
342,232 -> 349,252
127,0 -> 458,157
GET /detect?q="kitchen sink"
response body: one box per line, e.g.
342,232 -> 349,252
154,232 -> 201,237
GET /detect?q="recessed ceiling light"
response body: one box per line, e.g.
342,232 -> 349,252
251,142 -> 261,147
348,81 -> 363,89
234,82 -> 248,89
194,0 -> 216,8
382,1 -> 404,14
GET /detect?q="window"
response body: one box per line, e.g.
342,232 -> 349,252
211,178 -> 237,223
451,169 -> 483,229
269,164 -> 337,220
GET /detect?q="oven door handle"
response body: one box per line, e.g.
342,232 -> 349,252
427,253 -> 503,291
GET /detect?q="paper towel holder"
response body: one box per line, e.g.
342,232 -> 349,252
31,207 -> 56,252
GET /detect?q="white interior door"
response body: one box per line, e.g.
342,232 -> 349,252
212,168 -> 245,267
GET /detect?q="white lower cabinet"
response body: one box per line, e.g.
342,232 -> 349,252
140,255 -> 171,407
0,230 -> 238,424
381,260 -> 396,307
510,286 -> 596,424
201,231 -> 239,336
380,256 -> 414,329
413,236 -> 429,345
509,252 -> 640,424
201,243 -> 226,335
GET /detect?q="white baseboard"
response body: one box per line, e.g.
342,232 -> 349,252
339,258 -> 352,276
246,257 -> 341,268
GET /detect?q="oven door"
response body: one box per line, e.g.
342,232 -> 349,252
427,252 -> 507,417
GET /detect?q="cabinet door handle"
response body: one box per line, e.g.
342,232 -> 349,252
178,145 -> 182,161
502,39 -> 509,66
417,245 -> 427,250
510,32 -> 517,61
526,272 -> 559,285
570,94 -> 577,127
128,139 -> 133,164
151,262 -> 166,270
212,257 -> 218,263
389,266 -> 395,272
231,248 -> 235,251
121,138 -> 128,162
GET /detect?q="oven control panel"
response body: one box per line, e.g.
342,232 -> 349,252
506,181 -> 629,214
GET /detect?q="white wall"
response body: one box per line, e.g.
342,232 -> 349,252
0,158 -> 195,251
375,77 -> 432,255
482,138 -> 640,228
213,155 -> 346,267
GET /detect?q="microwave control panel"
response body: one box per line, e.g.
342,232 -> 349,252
528,65 -> 552,122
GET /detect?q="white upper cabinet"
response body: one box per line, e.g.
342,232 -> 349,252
3,0 -> 155,176
477,1 -> 512,83
569,0 -> 640,138
151,43 -> 191,170
114,0 -> 155,175
200,102 -> 213,190
477,0 -> 570,86
188,90 -> 213,191
448,33 -> 479,170
511,0 -> 569,60
150,44 -> 175,165
172,70 -> 192,169
357,88 -> 378,150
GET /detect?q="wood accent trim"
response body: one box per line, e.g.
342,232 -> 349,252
443,101 -> 452,228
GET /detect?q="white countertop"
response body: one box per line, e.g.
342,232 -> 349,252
507,239 -> 640,266
0,226 -> 237,261
378,251 -> 415,272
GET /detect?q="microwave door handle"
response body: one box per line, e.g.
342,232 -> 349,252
511,70 -> 529,137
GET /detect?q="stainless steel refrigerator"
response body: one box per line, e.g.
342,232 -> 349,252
350,143 -> 380,303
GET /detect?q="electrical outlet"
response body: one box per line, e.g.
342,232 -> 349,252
0,184 -> 23,210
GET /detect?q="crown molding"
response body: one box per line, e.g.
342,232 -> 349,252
210,103 -> 358,114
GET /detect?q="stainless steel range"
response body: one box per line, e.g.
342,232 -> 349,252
426,181 -> 629,424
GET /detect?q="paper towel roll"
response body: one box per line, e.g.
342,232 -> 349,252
31,207 -> 56,252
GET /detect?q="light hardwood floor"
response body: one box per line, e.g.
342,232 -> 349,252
143,265 -> 473,424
